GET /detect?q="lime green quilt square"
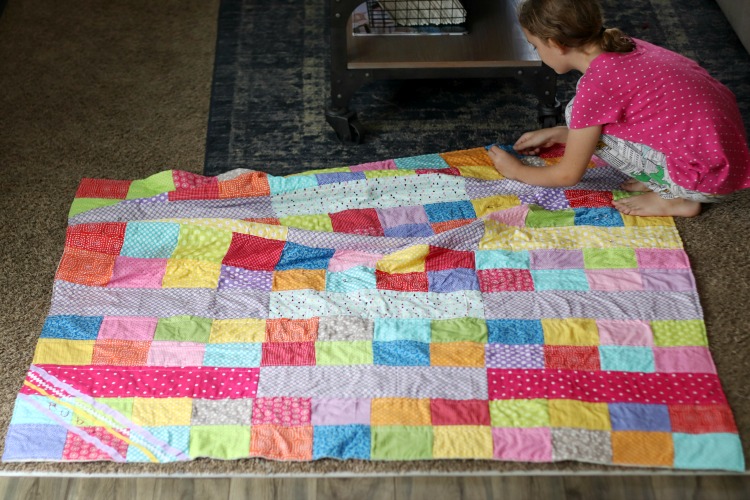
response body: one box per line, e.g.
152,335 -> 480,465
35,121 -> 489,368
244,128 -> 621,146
525,206 -> 575,228
69,198 -> 120,218
431,318 -> 488,343
126,170 -> 176,200
363,170 -> 414,179
489,399 -> 550,428
583,248 -> 638,269
189,425 -> 251,459
154,316 -> 213,343
371,426 -> 433,460
278,214 -> 333,232
171,225 -> 233,263
651,320 -> 708,347
315,341 -> 373,365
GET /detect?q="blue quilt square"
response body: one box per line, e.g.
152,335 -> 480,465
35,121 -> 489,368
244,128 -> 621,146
673,433 -> 745,471
531,269 -> 590,291
487,319 -> 544,344
41,315 -> 103,340
424,201 -> 477,223
203,343 -> 262,368
476,250 -> 530,270
275,241 -> 336,270
599,345 -> 655,372
383,223 -> 434,237
428,268 -> 479,292
2,424 -> 68,460
574,207 -> 624,227
394,153 -> 449,170
373,340 -> 430,366
315,171 -> 366,185
608,403 -> 671,432
313,425 -> 371,459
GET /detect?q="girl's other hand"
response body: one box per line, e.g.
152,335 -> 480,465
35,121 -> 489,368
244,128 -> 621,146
487,146 -> 523,180
513,127 -> 568,155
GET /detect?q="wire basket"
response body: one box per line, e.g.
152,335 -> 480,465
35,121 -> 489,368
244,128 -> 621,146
366,0 -> 467,29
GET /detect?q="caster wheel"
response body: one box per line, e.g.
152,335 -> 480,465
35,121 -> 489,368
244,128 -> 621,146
540,115 -> 558,128
325,108 -> 365,144
345,117 -> 364,145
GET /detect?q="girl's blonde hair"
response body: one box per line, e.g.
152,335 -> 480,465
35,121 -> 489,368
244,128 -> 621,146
518,0 -> 635,53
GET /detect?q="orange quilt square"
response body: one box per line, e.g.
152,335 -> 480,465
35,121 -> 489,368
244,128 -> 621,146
440,148 -> 493,167
266,318 -> 319,342
430,342 -> 485,367
371,398 -> 432,426
56,247 -> 117,286
272,269 -> 326,291
250,425 -> 313,460
92,339 -> 151,366
218,171 -> 271,199
611,431 -> 674,467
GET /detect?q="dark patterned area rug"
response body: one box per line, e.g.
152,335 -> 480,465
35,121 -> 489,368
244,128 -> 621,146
203,0 -> 749,177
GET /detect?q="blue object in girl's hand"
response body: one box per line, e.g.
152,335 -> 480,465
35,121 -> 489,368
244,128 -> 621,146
485,143 -> 523,158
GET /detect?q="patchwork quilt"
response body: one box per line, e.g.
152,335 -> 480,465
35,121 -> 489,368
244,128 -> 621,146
2,146 -> 744,470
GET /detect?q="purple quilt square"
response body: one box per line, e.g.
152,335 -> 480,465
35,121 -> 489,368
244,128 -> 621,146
311,398 -> 371,426
485,344 -> 544,369
383,223 -> 434,237
640,270 -> 696,292
376,206 -> 429,228
218,265 -> 273,291
428,268 -> 479,292
519,189 -> 570,210
609,403 -> 671,431
529,249 -> 585,269
315,171 -> 366,185
2,424 -> 68,460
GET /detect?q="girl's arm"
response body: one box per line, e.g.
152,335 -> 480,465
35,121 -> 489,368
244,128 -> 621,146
489,125 -> 602,187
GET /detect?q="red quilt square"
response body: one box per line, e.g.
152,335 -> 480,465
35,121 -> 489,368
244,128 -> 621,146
66,222 -> 127,255
75,178 -> 131,199
415,167 -> 462,176
477,269 -> 534,292
329,208 -> 385,236
219,171 -> 271,199
222,233 -> 286,271
63,427 -> 129,461
376,270 -> 429,292
430,399 -> 491,426
538,144 -> 566,158
544,345 -> 601,371
425,246 -> 475,271
565,189 -> 614,208
668,404 -> 738,433
168,180 -> 220,200
261,342 -> 316,366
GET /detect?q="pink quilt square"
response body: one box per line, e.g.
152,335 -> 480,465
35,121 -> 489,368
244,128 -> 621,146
376,206 -> 428,228
585,269 -> 643,291
349,159 -> 396,171
311,398 -> 371,425
329,208 -> 385,236
328,250 -> 383,272
99,316 -> 158,341
596,319 -> 653,346
640,270 -> 696,291
108,256 -> 167,288
147,341 -> 206,367
653,346 -> 716,374
478,269 -> 534,292
430,399 -> 491,426
252,397 -> 312,426
63,427 -> 129,461
425,246 -> 475,271
486,205 -> 529,227
492,427 -> 552,462
261,342 -> 316,366
635,249 -> 691,269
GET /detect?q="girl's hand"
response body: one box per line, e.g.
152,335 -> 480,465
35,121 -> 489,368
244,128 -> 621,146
513,127 -> 568,155
488,146 -> 523,179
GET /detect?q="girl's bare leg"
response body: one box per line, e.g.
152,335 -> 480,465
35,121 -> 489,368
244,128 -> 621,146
612,192 -> 701,217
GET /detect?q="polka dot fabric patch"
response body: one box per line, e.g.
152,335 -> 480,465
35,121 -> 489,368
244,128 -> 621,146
6,147 -> 742,471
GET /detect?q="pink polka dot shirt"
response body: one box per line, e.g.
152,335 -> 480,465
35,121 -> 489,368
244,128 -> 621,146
569,39 -> 750,195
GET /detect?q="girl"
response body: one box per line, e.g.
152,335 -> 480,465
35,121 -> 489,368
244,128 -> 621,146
488,0 -> 750,217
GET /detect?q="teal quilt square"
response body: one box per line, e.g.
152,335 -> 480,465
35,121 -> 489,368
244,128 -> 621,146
673,433 -> 745,471
599,345 -> 655,372
126,426 -> 190,462
121,222 -> 180,258
203,343 -> 262,367
475,250 -> 530,270
268,174 -> 318,195
394,153 -> 449,170
531,269 -> 589,291
326,267 -> 377,292
374,318 -> 431,343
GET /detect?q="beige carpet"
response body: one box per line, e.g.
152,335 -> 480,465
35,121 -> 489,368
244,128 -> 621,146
0,0 -> 748,475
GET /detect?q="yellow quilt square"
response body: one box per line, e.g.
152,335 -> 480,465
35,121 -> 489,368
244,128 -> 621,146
376,245 -> 429,273
210,318 -> 267,343
430,342 -> 485,367
542,318 -> 599,346
457,165 -> 502,180
621,213 -> 675,227
162,259 -> 221,289
548,399 -> 611,430
471,195 -> 521,217
131,397 -> 193,426
433,425 -> 494,459
272,269 -> 326,291
371,398 -> 431,426
32,339 -> 95,365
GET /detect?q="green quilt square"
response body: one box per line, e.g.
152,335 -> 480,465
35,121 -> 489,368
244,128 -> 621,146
96,397 -> 134,419
154,316 -> 213,343
583,248 -> 638,269
489,399 -> 549,428
371,426 -> 433,460
171,225 -> 233,263
189,425 -> 251,459
126,170 -> 176,200
69,198 -> 120,218
278,214 -> 334,232
431,317 -> 488,343
525,205 -> 575,228
315,341 -> 373,365
651,320 -> 708,347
